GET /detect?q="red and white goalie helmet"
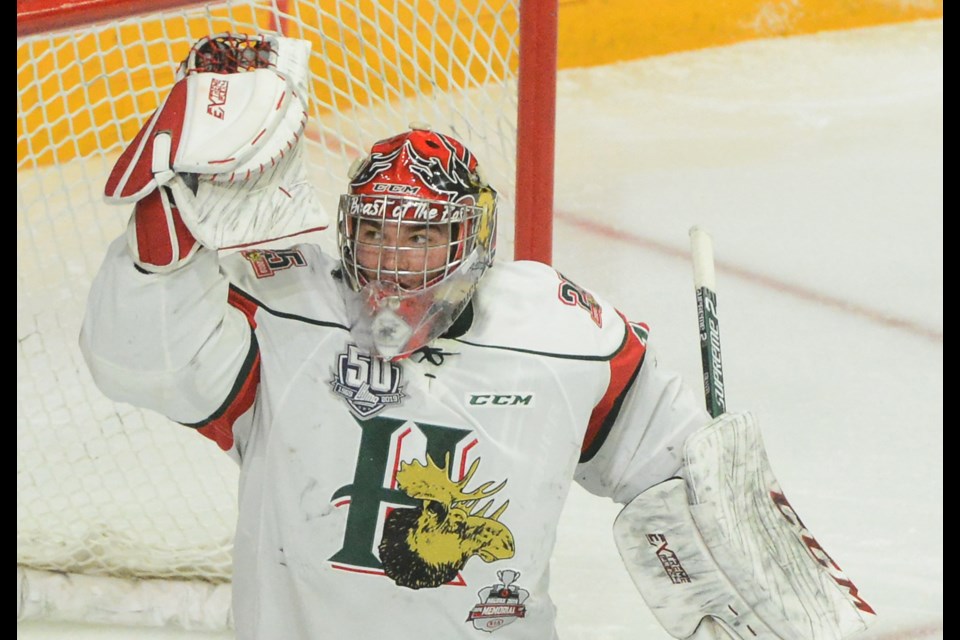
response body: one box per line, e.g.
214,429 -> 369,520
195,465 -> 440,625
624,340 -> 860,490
338,124 -> 498,360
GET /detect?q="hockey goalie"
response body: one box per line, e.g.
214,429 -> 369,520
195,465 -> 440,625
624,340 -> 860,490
78,31 -> 876,639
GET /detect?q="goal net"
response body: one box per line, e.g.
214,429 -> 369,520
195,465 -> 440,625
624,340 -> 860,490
17,0 -> 555,629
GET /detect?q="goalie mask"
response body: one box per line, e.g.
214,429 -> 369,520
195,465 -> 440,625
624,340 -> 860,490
338,125 -> 498,360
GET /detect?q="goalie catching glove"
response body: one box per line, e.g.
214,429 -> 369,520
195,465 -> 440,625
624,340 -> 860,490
613,411 -> 876,639
104,32 -> 328,272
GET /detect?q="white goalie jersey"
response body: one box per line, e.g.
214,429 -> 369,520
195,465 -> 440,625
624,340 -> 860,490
80,238 -> 709,639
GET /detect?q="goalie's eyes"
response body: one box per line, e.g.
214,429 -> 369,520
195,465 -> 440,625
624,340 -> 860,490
356,222 -> 447,248
406,231 -> 440,246
356,225 -> 383,244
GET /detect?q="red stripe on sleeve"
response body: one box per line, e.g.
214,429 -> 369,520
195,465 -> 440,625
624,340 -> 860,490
582,311 -> 647,455
193,287 -> 261,451
228,287 -> 260,328
197,351 -> 260,451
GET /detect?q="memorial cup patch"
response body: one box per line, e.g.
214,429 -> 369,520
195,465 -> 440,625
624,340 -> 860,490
467,570 -> 529,632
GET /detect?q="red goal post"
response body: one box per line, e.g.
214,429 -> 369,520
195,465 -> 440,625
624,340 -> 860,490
17,0 -> 555,630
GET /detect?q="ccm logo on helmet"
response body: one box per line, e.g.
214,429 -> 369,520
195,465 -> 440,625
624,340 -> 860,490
468,394 -> 534,407
372,183 -> 421,195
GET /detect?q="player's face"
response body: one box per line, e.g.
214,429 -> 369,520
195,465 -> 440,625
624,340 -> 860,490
355,219 -> 451,290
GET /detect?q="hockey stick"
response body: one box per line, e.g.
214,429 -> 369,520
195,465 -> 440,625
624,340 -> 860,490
689,226 -> 725,418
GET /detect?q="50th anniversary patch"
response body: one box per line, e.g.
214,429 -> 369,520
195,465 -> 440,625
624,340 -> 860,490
330,345 -> 405,418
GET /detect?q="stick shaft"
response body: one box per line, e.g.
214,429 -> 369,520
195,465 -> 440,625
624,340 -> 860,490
689,226 -> 726,418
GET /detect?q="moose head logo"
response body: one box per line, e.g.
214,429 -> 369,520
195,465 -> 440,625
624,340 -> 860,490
378,453 -> 514,589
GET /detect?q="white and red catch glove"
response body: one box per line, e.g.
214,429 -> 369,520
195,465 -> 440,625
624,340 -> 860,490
105,33 -> 328,271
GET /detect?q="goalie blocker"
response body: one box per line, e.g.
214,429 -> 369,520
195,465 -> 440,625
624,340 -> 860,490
613,411 -> 875,640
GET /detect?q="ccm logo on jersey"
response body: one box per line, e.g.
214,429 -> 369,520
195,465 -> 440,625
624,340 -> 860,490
468,394 -> 534,407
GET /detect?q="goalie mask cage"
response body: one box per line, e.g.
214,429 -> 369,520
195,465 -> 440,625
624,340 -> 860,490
17,0 -> 556,630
